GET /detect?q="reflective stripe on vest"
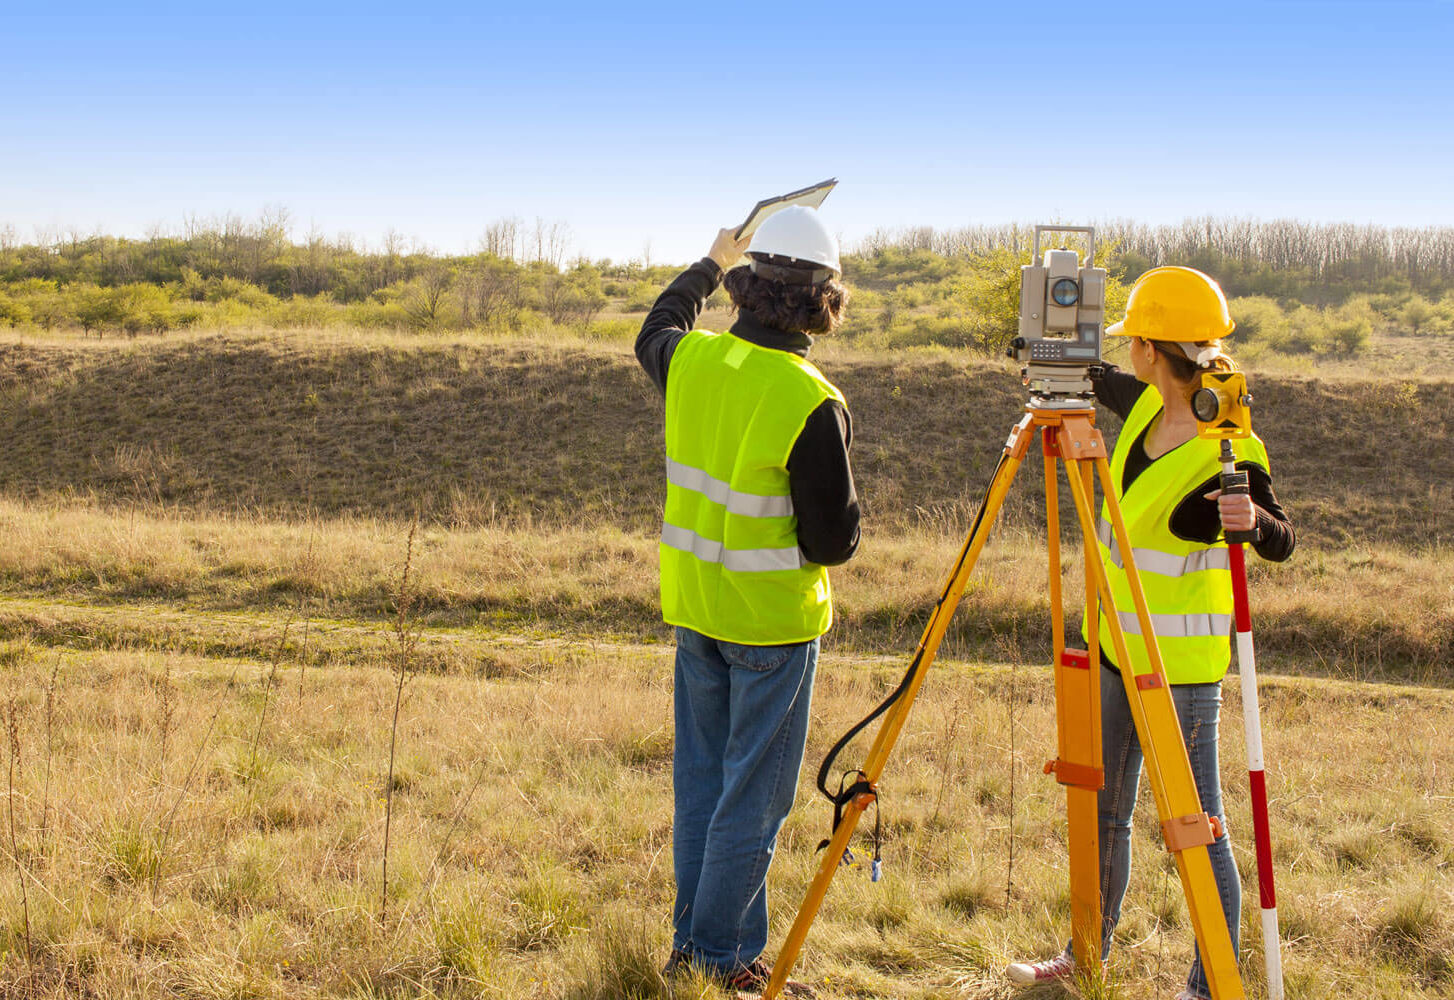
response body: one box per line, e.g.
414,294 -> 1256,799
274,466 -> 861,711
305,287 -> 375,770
660,523 -> 804,573
1097,517 -> 1232,576
1113,609 -> 1233,638
666,458 -> 795,518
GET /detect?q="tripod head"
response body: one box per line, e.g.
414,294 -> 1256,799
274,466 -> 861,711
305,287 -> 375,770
1007,225 -> 1108,406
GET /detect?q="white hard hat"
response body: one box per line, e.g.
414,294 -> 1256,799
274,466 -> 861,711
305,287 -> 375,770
747,205 -> 841,280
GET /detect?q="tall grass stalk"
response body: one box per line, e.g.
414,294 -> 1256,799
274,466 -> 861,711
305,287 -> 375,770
5,692 -> 32,975
156,658 -> 175,776
930,698 -> 964,828
247,615 -> 294,779
39,656 -> 60,843
382,522 -> 419,923
297,528 -> 316,705
156,656 -> 246,895
1000,625 -> 1023,907
427,754 -> 490,891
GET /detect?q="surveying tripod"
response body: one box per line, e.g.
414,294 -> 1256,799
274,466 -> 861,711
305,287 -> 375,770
763,400 -> 1245,1000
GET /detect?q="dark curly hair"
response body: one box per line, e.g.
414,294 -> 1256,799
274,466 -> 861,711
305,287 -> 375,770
723,264 -> 850,335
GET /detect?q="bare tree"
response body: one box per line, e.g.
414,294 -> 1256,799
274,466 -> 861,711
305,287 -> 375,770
461,256 -> 523,329
529,217 -> 571,268
482,217 -> 521,261
381,228 -> 405,286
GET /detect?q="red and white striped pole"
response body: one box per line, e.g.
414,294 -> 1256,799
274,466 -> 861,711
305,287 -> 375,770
1220,442 -> 1284,1000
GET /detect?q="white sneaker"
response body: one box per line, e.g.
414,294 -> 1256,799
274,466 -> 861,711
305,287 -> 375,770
1173,992 -> 1207,1000
1005,950 -> 1075,984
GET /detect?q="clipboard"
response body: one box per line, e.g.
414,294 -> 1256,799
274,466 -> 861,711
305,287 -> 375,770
734,178 -> 838,240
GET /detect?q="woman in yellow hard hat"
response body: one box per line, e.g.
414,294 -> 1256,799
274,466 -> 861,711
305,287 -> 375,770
1006,266 -> 1296,1000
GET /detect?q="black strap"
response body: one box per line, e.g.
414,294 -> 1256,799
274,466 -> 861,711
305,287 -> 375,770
815,769 -> 875,854
812,450 -> 1011,845
748,256 -> 834,285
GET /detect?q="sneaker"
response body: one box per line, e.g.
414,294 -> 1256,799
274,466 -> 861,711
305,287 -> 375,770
662,948 -> 691,978
1005,950 -> 1075,984
1173,992 -> 1208,1000
715,959 -> 817,998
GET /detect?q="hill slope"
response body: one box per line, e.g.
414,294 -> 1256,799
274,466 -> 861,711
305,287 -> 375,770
2,333 -> 1449,546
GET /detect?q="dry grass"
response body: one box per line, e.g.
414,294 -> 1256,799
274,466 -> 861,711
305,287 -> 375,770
0,327 -> 1449,996
0,636 -> 1446,998
0,499 -> 1448,683
1,329 -> 1451,547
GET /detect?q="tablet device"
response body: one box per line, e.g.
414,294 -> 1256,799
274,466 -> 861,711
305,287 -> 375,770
735,178 -> 838,240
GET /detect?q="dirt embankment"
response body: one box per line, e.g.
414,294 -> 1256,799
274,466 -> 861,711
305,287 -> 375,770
2,335 -> 1449,547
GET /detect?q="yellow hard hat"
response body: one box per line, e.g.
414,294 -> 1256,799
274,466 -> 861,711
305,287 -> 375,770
1106,266 -> 1235,342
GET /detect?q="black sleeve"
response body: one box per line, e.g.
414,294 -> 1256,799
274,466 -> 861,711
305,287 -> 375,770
787,399 -> 861,566
1090,365 -> 1146,421
634,258 -> 723,395
1169,464 -> 1297,562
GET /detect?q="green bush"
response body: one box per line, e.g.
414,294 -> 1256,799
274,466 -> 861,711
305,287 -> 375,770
1326,299 -> 1374,355
623,280 -> 659,312
117,284 -> 175,335
1228,295 -> 1288,344
0,290 -> 30,326
1394,294 -> 1454,336
584,318 -> 637,342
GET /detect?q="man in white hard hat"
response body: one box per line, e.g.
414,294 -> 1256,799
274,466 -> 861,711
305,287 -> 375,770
635,206 -> 859,995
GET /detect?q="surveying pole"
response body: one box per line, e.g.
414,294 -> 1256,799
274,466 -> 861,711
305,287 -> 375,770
1226,477 -> 1284,1000
1194,372 -> 1285,1000
762,401 -> 1246,1000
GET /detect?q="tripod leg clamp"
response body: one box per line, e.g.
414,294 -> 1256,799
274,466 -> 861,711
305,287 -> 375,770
1161,812 -> 1222,853
1044,759 -> 1104,790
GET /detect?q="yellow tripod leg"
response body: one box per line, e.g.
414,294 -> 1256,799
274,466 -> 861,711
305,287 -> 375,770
762,417 -> 1035,1000
1062,452 -> 1244,1000
1043,431 -> 1103,974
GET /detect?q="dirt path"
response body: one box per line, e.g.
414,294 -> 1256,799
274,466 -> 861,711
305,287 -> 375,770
0,596 -> 916,675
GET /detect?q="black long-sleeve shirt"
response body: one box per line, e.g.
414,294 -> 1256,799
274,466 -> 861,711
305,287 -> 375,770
1092,366 -> 1295,562
635,259 -> 860,566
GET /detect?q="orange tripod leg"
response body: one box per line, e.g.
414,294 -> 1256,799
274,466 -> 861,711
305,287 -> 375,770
762,416 -> 1037,1000
1042,425 -> 1103,974
1061,442 -> 1244,1000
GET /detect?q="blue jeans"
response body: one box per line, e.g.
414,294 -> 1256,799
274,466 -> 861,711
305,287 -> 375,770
671,626 -> 819,972
1091,666 -> 1241,1000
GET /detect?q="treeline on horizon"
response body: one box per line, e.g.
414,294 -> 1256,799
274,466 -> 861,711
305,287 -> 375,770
2,213 -> 1453,353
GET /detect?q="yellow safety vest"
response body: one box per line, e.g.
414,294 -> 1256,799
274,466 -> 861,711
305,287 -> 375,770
660,330 -> 844,644
1083,386 -> 1270,684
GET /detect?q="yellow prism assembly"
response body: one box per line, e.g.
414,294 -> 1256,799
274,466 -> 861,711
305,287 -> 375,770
1192,370 -> 1253,440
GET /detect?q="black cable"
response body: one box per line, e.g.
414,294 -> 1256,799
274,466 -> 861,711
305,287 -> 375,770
814,449 -> 1013,813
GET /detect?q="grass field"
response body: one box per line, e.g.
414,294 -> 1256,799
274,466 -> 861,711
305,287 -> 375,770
0,327 -> 1451,998
0,635 -> 1448,999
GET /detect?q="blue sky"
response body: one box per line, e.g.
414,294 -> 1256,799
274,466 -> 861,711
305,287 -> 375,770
3,1 -> 1451,263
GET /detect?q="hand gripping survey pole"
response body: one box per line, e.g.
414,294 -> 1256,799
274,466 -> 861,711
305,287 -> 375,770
763,403 -> 1246,1000
1195,374 -> 1284,1000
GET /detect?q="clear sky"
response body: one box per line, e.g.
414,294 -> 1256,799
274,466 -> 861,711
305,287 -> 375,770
3,1 -> 1451,264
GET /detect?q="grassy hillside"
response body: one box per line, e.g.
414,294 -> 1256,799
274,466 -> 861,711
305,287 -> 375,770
0,329 -> 1450,682
1,330 -> 1450,547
